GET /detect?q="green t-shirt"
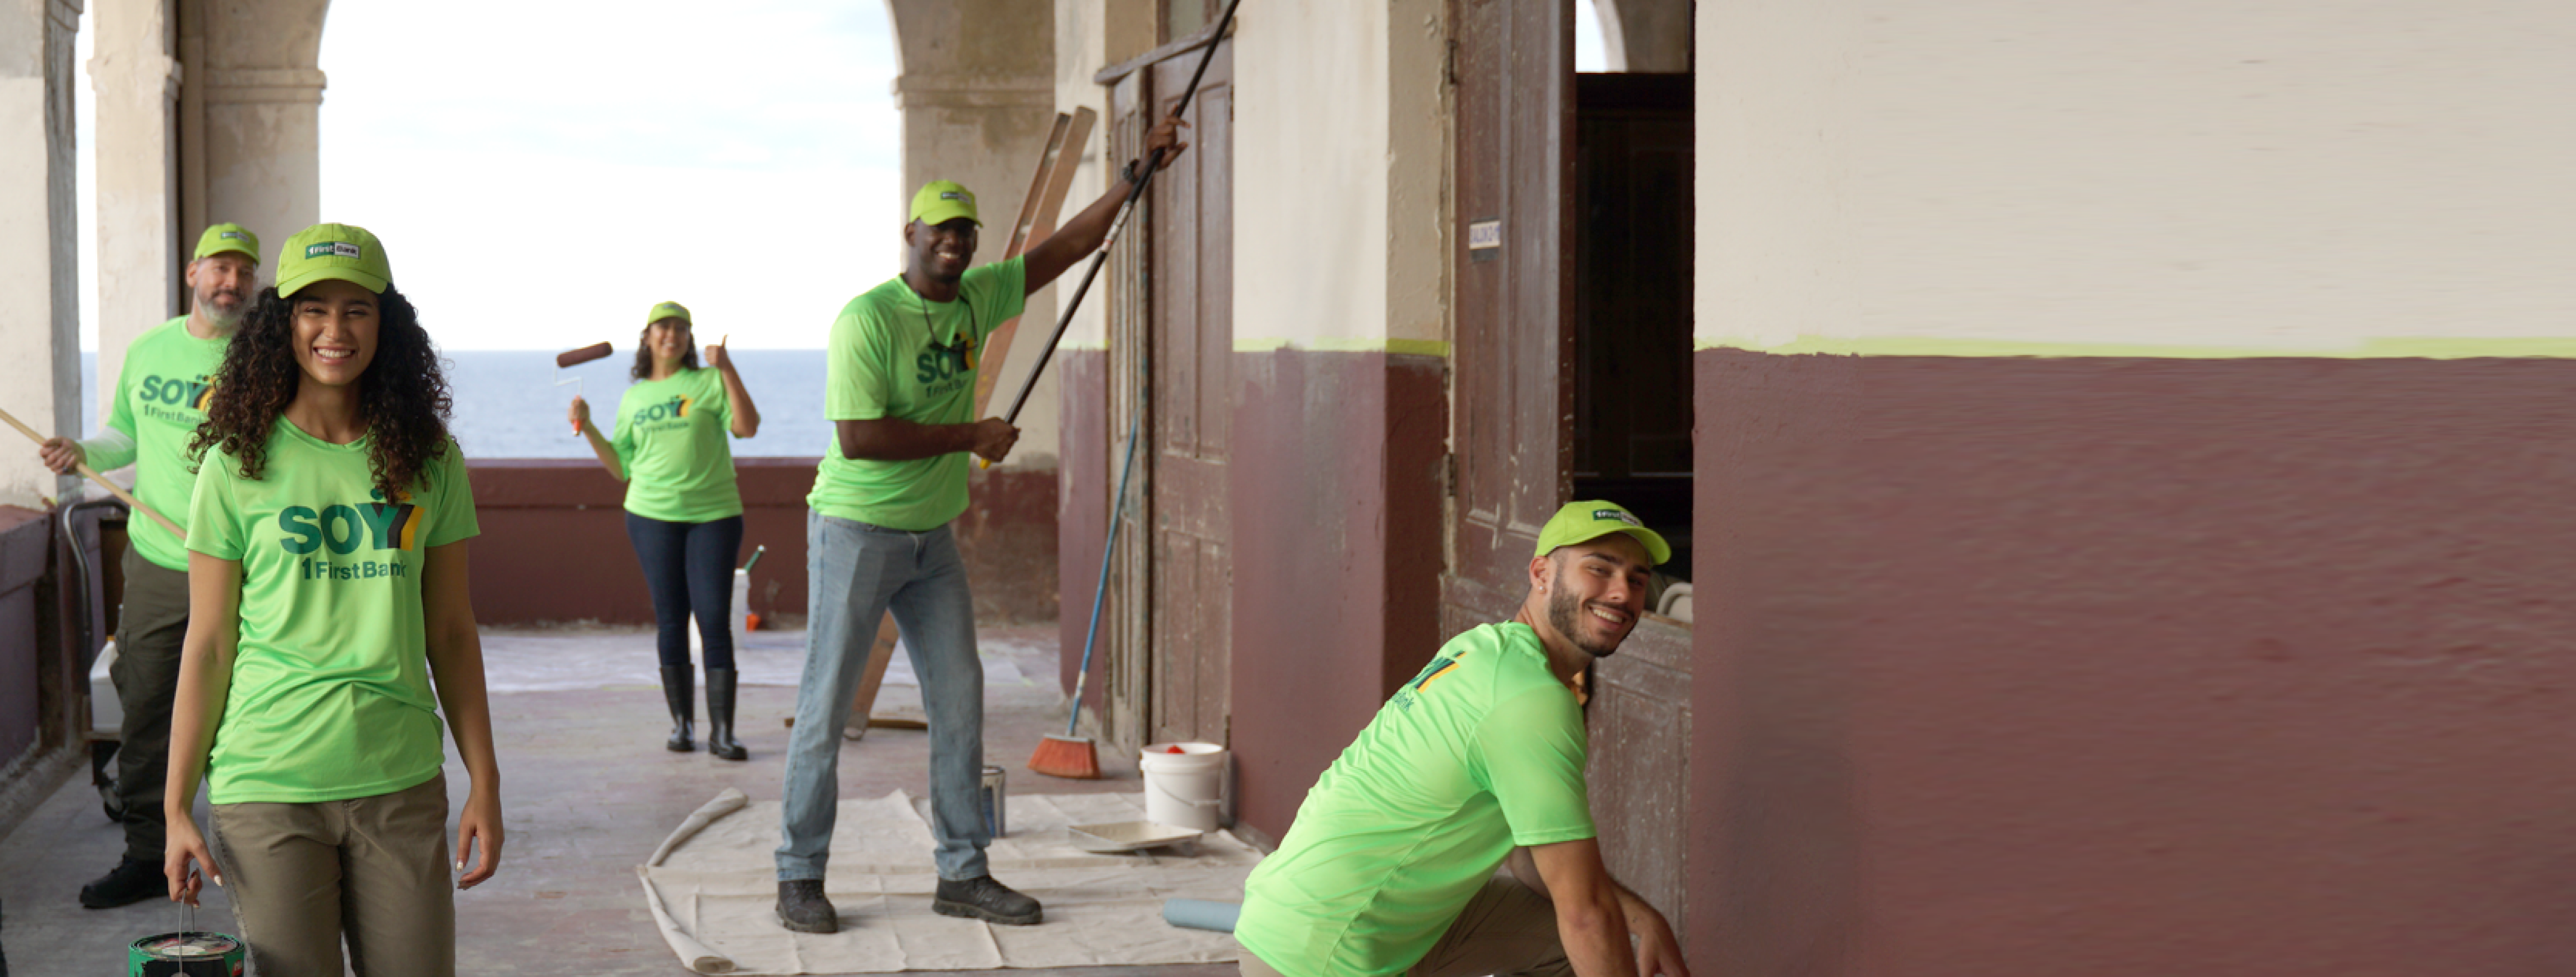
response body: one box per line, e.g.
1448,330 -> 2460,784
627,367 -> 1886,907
83,317 -> 230,571
1237,623 -> 1597,977
185,420 -> 480,804
610,366 -> 742,522
807,258 -> 1026,531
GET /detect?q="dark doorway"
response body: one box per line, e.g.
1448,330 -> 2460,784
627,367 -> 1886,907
1573,73 -> 1694,580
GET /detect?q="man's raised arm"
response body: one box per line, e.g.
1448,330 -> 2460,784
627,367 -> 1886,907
1021,115 -> 1192,293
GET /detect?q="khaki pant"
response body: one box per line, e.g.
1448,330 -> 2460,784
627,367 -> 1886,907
209,773 -> 455,977
1241,875 -> 1571,977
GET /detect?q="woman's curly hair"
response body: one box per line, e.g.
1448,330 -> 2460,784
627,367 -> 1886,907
191,284 -> 455,501
630,317 -> 700,381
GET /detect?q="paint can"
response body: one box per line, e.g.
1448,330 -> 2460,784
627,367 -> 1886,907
980,764 -> 1008,838
128,932 -> 245,976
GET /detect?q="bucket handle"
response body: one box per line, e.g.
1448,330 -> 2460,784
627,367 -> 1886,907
1148,777 -> 1226,810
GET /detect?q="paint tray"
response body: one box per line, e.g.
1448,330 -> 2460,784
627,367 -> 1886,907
1068,820 -> 1205,854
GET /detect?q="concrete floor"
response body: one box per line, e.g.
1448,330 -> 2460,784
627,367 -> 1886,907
0,624 -> 1233,977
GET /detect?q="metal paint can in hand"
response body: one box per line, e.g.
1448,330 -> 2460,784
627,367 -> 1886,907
980,764 -> 1008,838
128,932 -> 245,976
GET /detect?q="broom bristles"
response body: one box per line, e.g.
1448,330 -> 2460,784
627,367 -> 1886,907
1029,733 -> 1102,780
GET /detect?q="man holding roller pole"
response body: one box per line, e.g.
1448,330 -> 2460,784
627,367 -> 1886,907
35,223 -> 259,909
1235,503 -> 1693,977
773,116 -> 1191,932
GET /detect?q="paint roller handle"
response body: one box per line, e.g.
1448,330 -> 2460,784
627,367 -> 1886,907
0,406 -> 185,539
557,342 -> 613,434
739,545 -> 765,575
983,0 -> 1236,469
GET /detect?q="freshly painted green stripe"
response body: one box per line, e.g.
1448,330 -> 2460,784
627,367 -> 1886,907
1692,335 -> 2576,360
1233,336 -> 1454,357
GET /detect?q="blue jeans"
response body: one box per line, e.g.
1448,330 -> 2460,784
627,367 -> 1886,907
776,511 -> 988,882
624,512 -> 744,670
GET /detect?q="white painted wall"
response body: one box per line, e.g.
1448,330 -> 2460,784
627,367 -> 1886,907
1233,0 -> 1405,350
1698,0 -> 2576,356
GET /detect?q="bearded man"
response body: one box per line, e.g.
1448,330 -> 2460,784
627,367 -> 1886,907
40,222 -> 260,908
1232,502 -> 1693,977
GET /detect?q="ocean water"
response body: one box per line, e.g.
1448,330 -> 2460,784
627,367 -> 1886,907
81,349 -> 835,459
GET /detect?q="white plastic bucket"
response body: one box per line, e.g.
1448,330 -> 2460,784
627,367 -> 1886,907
688,569 -> 751,657
1140,741 -> 1227,832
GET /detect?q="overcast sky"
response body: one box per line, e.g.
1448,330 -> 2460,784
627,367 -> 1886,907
79,1 -> 1608,351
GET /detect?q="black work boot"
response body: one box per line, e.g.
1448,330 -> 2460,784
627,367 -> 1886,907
933,875 -> 1042,926
776,879 -> 840,933
79,857 -> 162,909
705,667 -> 748,762
661,664 -> 696,753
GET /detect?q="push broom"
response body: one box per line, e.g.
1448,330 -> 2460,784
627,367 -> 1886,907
1032,388 -> 1146,778
1027,0 -> 1244,780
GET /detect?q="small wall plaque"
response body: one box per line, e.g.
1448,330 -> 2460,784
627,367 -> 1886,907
1468,218 -> 1502,261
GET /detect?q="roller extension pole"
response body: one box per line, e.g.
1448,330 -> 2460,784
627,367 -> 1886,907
0,406 -> 184,539
994,0 -> 1242,428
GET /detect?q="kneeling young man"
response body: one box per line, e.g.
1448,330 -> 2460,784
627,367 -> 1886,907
1236,502 -> 1691,977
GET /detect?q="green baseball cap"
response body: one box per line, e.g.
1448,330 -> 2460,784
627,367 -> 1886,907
909,180 -> 981,227
1534,500 -> 1671,566
274,223 -> 392,297
647,301 -> 692,324
193,223 -> 260,264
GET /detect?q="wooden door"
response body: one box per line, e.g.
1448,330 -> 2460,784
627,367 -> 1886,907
1445,0 -> 1576,638
1106,80 -> 1153,754
1146,42 -> 1233,747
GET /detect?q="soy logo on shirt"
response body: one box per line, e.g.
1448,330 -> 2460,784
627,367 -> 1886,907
914,335 -> 977,398
634,394 -> 696,433
275,487 -> 424,581
138,374 -> 214,425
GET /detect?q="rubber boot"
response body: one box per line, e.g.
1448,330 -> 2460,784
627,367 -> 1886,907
705,667 -> 748,761
662,665 -> 696,752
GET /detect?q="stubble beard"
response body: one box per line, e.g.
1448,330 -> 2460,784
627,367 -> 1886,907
1546,583 -> 1622,660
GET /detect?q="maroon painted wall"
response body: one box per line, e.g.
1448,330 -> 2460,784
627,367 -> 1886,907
1689,349 -> 2576,975
0,506 -> 49,771
466,458 -> 1056,627
1228,350 -> 1446,843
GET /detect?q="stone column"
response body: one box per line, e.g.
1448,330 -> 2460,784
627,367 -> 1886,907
889,0 -> 1060,464
0,0 -> 87,507
180,0 -> 325,276
91,0 -> 183,416
199,63 -> 322,256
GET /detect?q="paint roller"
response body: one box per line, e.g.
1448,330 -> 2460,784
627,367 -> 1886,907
554,342 -> 613,435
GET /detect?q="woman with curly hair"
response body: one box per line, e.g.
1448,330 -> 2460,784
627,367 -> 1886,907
161,223 -> 502,977
569,301 -> 762,760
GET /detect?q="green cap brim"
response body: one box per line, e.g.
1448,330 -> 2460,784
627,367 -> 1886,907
276,265 -> 390,298
1561,525 -> 1672,566
196,243 -> 258,263
912,205 -> 981,228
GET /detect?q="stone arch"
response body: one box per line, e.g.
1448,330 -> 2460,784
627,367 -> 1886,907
883,0 -> 1063,463
881,0 -> 1057,251
1591,0 -> 1690,73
